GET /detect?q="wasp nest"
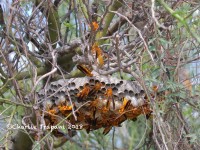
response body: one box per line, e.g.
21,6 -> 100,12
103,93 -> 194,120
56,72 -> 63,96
37,75 -> 152,135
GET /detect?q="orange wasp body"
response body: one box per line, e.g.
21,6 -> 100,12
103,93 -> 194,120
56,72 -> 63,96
96,50 -> 104,67
45,108 -> 58,125
89,99 -> 99,108
91,21 -> 99,31
58,102 -> 73,116
77,64 -> 93,77
92,43 -> 104,67
119,97 -> 131,114
104,88 -> 115,109
105,88 -> 113,97
102,100 -> 110,113
45,109 -> 66,137
77,85 -> 90,101
88,82 -> 102,96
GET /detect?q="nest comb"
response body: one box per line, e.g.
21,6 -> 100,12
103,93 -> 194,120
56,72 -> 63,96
37,75 -> 152,135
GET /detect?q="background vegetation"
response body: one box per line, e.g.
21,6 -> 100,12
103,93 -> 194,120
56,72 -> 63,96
0,0 -> 199,149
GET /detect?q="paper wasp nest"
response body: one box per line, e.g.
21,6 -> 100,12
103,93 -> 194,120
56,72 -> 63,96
37,75 -> 152,135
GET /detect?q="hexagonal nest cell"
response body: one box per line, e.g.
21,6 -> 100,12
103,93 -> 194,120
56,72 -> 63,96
37,75 -> 152,135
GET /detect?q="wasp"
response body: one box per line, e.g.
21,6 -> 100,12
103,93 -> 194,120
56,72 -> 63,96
84,114 -> 98,134
42,119 -> 65,138
105,88 -> 113,97
88,82 -> 102,96
103,126 -> 112,135
111,114 -> 128,128
77,64 -> 93,77
104,87 -> 115,109
96,50 -> 104,67
89,99 -> 99,108
119,97 -> 131,114
44,115 -> 65,137
102,114 -> 127,135
58,102 -> 73,116
44,108 -> 58,126
77,84 -> 90,101
91,43 -> 104,67
101,99 -> 110,113
88,99 -> 99,118
91,21 -> 99,31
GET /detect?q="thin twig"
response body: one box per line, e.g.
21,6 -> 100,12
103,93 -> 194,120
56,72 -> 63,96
110,10 -> 156,66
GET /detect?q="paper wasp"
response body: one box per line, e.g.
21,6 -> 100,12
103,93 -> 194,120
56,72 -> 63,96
88,99 -> 99,118
102,114 -> 127,135
119,97 -> 131,114
57,102 -> 73,116
77,64 -> 93,77
96,51 -> 104,67
91,21 -> 99,31
89,99 -> 99,108
44,109 -> 67,137
77,84 -> 90,101
84,114 -> 98,134
88,82 -> 102,96
91,43 -> 104,67
44,108 -> 59,127
102,100 -> 110,113
104,87 -> 115,109
103,126 -> 112,135
111,114 -> 127,128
